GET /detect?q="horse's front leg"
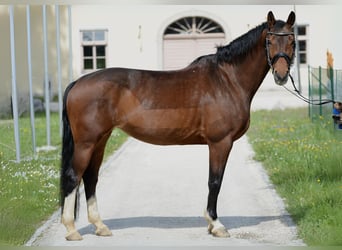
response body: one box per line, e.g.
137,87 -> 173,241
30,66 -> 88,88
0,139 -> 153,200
205,137 -> 232,237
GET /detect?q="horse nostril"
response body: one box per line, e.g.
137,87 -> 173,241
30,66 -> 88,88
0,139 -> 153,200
275,73 -> 288,84
275,70 -> 288,79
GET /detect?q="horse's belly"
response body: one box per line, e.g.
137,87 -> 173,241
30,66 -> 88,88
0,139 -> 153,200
118,108 -> 206,145
123,126 -> 206,145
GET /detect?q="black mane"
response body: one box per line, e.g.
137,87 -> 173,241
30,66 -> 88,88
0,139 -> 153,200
216,22 -> 268,64
188,22 -> 268,67
189,19 -> 289,66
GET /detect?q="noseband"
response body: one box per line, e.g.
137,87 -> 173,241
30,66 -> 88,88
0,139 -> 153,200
266,31 -> 295,72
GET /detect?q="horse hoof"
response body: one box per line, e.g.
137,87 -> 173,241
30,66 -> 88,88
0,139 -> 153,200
204,210 -> 229,238
211,227 -> 230,238
96,226 -> 113,237
65,230 -> 83,241
207,224 -> 214,233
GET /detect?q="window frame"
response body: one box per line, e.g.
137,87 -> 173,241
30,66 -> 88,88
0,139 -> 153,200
295,24 -> 309,66
164,16 -> 225,39
80,29 -> 108,73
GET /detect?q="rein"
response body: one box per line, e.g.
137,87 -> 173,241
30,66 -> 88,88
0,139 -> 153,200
283,74 -> 334,106
266,31 -> 334,106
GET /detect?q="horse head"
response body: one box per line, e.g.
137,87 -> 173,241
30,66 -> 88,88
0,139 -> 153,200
266,11 -> 296,85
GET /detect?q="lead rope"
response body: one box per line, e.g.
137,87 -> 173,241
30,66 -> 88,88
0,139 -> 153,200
282,73 -> 334,106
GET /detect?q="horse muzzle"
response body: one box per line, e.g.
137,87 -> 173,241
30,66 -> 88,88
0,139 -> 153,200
268,51 -> 293,86
273,71 -> 289,86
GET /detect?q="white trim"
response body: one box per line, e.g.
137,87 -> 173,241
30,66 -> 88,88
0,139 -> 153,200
164,33 -> 225,40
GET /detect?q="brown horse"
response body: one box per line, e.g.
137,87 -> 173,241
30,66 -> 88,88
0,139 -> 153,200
61,11 -> 296,240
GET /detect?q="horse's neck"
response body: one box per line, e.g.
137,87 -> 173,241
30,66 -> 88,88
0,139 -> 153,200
224,35 -> 269,104
244,47 -> 270,101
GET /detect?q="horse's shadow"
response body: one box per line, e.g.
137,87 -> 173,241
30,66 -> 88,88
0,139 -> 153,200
78,215 -> 293,236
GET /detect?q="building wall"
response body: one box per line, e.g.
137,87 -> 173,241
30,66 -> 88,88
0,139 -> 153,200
71,4 -> 342,90
1,4 -> 340,116
296,5 -> 341,68
71,5 -> 296,73
0,5 -> 70,116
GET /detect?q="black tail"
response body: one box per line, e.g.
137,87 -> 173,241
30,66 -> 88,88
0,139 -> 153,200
60,81 -> 79,216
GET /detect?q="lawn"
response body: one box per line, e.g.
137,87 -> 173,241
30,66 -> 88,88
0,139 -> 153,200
248,108 -> 342,246
0,113 -> 127,245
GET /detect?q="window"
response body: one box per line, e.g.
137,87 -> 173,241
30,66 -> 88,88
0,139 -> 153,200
81,30 -> 107,72
164,16 -> 224,35
295,25 -> 308,65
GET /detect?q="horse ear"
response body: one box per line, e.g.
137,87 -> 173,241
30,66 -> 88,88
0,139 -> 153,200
267,11 -> 275,28
267,11 -> 276,28
286,11 -> 296,26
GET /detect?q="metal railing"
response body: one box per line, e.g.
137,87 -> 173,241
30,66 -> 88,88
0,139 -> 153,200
308,66 -> 342,121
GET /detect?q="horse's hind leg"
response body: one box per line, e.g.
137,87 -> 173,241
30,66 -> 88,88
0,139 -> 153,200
62,145 -> 94,241
205,137 -> 232,238
62,186 -> 82,240
83,132 -> 112,237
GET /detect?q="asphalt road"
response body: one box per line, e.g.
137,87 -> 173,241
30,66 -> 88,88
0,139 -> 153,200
28,85 -> 306,246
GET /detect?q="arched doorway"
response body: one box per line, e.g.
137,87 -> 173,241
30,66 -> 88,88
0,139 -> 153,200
163,16 -> 225,70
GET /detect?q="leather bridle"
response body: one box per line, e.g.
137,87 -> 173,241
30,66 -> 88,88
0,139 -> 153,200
266,31 -> 295,72
266,31 -> 334,105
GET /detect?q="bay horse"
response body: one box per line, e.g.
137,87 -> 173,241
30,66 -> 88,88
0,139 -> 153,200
61,11 -> 296,240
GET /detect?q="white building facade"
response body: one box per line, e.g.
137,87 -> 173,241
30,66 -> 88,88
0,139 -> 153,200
1,4 -> 341,116
71,4 -> 342,85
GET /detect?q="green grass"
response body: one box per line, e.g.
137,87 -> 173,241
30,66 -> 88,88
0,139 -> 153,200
248,108 -> 342,246
0,113 -> 127,245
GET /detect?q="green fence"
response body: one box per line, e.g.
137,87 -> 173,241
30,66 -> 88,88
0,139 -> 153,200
308,66 -> 342,120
